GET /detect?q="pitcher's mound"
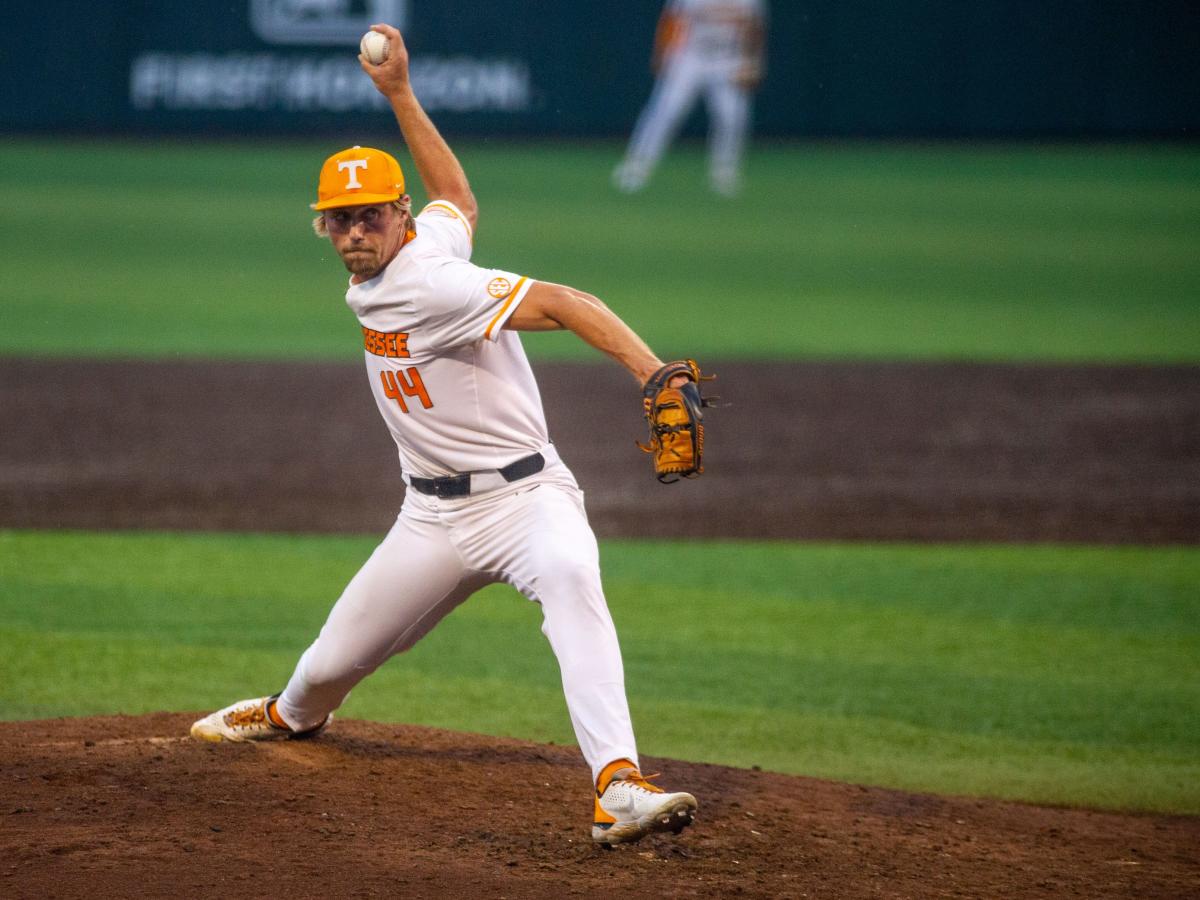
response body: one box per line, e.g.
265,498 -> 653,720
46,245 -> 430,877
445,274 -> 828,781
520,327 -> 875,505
2,713 -> 1196,898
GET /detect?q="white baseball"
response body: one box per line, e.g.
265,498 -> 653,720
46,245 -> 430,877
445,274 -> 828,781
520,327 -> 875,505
360,31 -> 390,65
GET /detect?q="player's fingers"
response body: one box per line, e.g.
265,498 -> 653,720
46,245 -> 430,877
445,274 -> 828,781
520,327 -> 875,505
370,22 -> 403,44
369,23 -> 408,61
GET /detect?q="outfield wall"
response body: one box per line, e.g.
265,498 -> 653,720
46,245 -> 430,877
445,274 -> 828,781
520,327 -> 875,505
3,1 -> 1198,138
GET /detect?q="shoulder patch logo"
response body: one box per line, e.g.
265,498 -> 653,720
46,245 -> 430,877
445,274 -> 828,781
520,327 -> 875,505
487,277 -> 513,299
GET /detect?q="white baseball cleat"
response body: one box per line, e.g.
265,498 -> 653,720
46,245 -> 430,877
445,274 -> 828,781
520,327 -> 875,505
189,695 -> 330,743
711,169 -> 741,198
592,765 -> 698,846
612,161 -> 649,194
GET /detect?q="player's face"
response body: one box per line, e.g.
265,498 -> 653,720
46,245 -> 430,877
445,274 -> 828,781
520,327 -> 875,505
324,204 -> 406,280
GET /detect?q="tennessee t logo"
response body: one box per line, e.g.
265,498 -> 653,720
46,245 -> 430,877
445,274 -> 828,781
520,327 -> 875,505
338,159 -> 368,189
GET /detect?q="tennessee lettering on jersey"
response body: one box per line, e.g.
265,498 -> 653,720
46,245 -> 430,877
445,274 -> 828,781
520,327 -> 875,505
362,326 -> 411,358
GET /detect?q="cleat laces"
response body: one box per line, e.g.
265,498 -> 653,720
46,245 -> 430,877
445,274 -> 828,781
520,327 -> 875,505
224,702 -> 267,729
620,771 -> 664,794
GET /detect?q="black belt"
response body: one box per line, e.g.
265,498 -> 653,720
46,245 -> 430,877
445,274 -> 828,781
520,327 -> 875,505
408,451 -> 546,498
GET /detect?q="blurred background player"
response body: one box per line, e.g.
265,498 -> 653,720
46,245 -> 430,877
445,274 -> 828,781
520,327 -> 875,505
613,0 -> 767,197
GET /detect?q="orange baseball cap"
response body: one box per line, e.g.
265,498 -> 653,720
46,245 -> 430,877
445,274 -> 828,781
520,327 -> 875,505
311,145 -> 406,210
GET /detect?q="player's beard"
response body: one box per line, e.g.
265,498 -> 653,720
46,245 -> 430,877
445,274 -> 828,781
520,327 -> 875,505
340,247 -> 381,278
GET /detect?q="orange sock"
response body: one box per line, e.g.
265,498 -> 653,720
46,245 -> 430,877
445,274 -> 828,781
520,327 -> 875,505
266,699 -> 289,730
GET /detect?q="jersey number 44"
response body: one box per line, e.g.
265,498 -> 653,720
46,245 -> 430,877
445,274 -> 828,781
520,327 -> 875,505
381,367 -> 434,413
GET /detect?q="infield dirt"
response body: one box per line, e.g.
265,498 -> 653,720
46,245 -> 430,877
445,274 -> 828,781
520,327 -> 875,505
2,358 -> 1198,898
1,359 -> 1197,542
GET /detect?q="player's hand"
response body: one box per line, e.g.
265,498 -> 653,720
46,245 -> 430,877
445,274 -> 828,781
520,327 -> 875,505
360,23 -> 411,96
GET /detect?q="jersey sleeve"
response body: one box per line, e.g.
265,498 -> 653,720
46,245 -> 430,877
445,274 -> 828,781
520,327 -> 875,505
417,260 -> 536,350
415,200 -> 474,260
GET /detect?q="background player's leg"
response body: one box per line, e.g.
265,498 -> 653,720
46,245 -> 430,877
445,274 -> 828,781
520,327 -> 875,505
467,477 -> 639,782
614,60 -> 703,193
706,75 -> 752,196
275,500 -> 488,731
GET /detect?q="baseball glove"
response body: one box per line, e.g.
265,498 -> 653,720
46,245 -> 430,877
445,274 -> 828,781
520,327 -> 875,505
637,359 -> 717,483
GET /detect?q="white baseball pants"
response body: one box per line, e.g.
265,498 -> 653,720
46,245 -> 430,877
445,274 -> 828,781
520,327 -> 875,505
274,461 -> 639,781
622,56 -> 751,189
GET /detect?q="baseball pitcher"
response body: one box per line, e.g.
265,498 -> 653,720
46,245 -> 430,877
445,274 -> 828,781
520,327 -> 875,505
191,23 -> 710,847
613,0 -> 768,197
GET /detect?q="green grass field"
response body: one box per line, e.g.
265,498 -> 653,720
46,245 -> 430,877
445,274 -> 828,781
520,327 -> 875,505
1,530 -> 1196,814
1,138 -> 1198,362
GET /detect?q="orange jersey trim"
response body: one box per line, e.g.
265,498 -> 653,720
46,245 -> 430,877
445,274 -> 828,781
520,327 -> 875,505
484,276 -> 528,340
424,200 -> 474,244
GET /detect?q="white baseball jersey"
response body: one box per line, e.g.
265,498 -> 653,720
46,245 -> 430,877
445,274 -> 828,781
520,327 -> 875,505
281,204 -> 641,784
668,0 -> 764,67
344,200 -> 546,478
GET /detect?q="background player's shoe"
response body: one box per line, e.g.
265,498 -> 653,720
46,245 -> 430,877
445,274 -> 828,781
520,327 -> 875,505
592,765 -> 698,846
189,695 -> 330,743
711,167 -> 741,198
612,160 -> 650,194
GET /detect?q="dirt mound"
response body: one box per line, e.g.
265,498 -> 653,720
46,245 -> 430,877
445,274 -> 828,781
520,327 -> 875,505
2,714 -> 1196,899
1,359 -> 1197,543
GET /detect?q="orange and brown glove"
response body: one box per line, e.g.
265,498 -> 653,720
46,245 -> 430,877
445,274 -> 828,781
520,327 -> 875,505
637,359 -> 717,483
